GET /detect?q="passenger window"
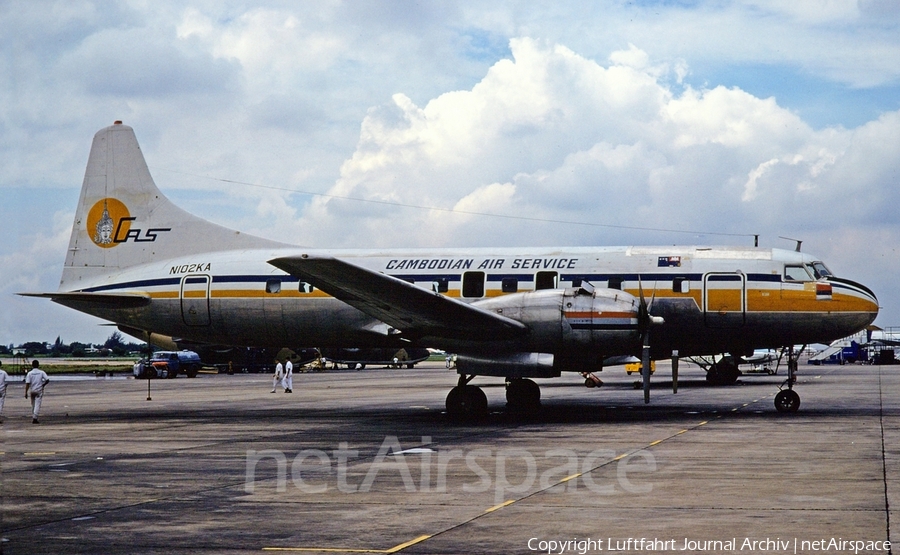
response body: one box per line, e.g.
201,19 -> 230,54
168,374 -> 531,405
608,277 -> 623,290
462,271 -> 485,298
784,265 -> 812,282
501,278 -> 518,293
535,271 -> 557,290
673,277 -> 690,293
298,282 -> 315,294
266,279 -> 282,294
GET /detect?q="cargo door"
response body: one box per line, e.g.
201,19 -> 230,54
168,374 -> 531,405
703,272 -> 745,328
181,274 -> 211,326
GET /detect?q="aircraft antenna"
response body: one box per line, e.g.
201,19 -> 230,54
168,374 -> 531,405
778,236 -> 803,252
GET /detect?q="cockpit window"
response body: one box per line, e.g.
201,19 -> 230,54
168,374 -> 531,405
784,265 -> 813,282
810,262 -> 832,279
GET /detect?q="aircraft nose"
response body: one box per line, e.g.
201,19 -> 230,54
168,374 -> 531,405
828,276 -> 879,323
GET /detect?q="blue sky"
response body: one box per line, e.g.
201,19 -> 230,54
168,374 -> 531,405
2,1 -> 900,345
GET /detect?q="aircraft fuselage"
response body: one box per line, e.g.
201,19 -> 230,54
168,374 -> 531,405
59,244 -> 876,361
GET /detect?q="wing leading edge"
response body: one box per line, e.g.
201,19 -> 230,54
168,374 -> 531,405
268,254 -> 527,342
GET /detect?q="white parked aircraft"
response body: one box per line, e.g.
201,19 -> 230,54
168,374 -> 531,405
22,123 -> 879,417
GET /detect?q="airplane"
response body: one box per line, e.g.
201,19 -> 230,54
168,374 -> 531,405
21,122 -> 879,418
319,347 -> 432,369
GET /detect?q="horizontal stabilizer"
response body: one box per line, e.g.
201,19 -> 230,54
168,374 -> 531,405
269,254 -> 527,342
19,291 -> 151,308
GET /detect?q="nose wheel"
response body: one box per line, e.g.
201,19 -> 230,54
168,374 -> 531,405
774,389 -> 800,413
774,346 -> 802,413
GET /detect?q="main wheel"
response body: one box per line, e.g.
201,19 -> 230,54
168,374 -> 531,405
446,385 -> 488,421
506,378 -> 541,414
774,389 -> 801,413
706,362 -> 740,385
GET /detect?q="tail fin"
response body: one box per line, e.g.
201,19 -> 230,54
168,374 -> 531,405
61,122 -> 284,290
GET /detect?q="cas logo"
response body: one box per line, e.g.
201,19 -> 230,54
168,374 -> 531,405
87,198 -> 171,248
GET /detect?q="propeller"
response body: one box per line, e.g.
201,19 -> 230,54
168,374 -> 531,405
637,276 -> 664,404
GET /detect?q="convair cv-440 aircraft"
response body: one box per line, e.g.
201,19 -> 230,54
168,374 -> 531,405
23,123 -> 879,418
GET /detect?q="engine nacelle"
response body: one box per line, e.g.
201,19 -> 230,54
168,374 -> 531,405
471,286 -> 641,356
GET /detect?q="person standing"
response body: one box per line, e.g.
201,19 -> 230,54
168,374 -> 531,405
24,359 -> 50,424
283,356 -> 293,393
0,361 -> 8,422
271,359 -> 284,393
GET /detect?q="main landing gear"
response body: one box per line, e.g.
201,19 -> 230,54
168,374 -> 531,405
445,376 -> 544,420
505,378 -> 541,413
704,358 -> 741,386
445,375 -> 488,421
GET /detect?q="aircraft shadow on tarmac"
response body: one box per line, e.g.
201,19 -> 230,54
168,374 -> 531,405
52,387 -> 884,428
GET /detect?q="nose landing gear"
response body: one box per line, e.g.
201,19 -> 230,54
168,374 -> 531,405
774,346 -> 802,413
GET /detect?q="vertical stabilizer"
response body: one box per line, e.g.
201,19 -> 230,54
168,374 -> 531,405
61,122 -> 285,290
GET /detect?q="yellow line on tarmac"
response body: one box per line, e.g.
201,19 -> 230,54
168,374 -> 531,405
385,535 -> 432,553
484,499 -> 516,513
263,548 -> 380,553
262,534 -> 432,553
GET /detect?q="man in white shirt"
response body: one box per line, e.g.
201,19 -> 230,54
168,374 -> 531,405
283,356 -> 293,393
0,361 -> 8,421
271,359 -> 284,393
24,359 -> 50,424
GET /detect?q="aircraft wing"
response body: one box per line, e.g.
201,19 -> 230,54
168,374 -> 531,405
268,255 -> 527,342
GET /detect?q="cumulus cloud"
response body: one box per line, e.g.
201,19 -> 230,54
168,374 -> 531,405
295,38 -> 900,254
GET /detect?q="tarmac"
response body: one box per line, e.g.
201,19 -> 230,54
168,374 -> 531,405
1,360 -> 897,554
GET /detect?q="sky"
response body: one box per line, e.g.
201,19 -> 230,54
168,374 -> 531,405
2,0 -> 900,346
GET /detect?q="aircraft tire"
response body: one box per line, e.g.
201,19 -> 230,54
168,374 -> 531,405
774,390 -> 801,413
706,362 -> 740,386
506,378 -> 541,414
446,385 -> 488,421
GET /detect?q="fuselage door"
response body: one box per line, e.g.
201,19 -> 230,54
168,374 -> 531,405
703,272 -> 746,328
181,274 -> 211,326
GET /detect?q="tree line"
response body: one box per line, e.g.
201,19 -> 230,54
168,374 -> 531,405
1,331 -> 148,358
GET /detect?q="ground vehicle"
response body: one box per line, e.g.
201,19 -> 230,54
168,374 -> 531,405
134,350 -> 202,378
625,360 -> 656,375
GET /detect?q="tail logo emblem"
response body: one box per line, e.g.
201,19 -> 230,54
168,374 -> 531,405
88,198 -> 130,248
87,198 -> 171,248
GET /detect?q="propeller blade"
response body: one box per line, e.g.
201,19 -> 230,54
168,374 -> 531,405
672,350 -> 679,394
637,275 -> 651,403
636,275 -> 663,403
642,339 -> 651,404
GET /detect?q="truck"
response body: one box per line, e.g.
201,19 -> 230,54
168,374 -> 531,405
133,350 -> 203,379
